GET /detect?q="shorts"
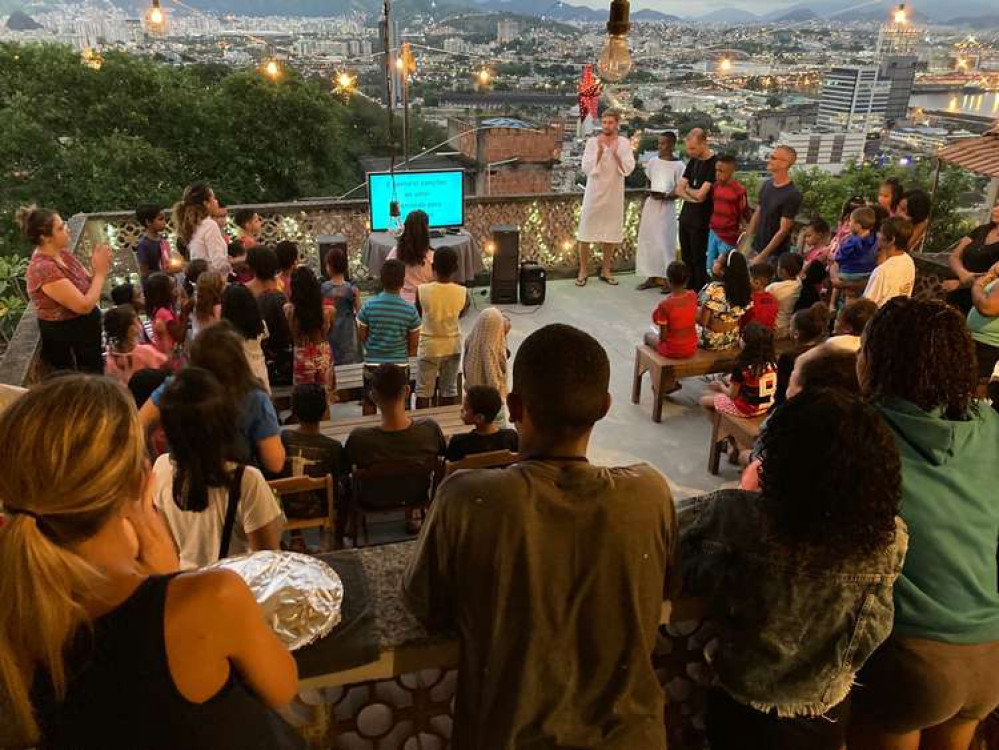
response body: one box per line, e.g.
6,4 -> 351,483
416,354 -> 461,399
706,230 -> 737,276
713,393 -> 762,418
853,634 -> 999,733
362,362 -> 411,403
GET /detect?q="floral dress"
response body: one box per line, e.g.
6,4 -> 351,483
698,282 -> 749,351
293,338 -> 333,386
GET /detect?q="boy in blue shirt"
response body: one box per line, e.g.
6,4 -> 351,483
357,259 -> 421,414
831,205 -> 879,309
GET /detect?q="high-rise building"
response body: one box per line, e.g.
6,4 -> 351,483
879,56 -> 918,123
497,20 -> 520,44
876,3 -> 918,125
817,66 -> 890,132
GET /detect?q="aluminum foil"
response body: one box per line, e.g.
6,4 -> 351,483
208,551 -> 343,651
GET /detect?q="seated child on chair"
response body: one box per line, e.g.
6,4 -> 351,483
446,385 -> 519,463
699,322 -> 777,417
644,261 -> 698,359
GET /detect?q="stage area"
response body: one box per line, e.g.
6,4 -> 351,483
330,273 -> 733,507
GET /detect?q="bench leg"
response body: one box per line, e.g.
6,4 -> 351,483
708,411 -> 724,475
632,354 -> 645,405
652,367 -> 672,423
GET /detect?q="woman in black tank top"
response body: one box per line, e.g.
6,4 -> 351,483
0,376 -> 303,750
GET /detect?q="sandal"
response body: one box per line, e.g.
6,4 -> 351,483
599,274 -> 619,286
575,276 -> 588,287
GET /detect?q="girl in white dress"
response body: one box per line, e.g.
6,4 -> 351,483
636,133 -> 686,289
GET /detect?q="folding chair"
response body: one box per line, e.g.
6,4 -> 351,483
444,450 -> 520,476
346,458 -> 443,547
267,474 -> 339,551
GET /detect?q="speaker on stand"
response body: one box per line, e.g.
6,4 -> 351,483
489,225 -> 520,304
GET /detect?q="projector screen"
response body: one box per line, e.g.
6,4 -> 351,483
367,169 -> 465,232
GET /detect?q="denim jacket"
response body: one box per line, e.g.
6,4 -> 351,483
679,490 -> 908,717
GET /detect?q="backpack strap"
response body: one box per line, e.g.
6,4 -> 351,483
218,465 -> 247,560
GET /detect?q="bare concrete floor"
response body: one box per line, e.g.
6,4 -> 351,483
330,272 -> 737,533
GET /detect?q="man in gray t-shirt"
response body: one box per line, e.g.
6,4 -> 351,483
748,145 -> 803,265
405,324 -> 677,750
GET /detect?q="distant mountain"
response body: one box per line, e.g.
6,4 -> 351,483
944,13 -> 999,26
770,7 -> 818,22
631,9 -> 682,22
5,9 -> 41,29
693,7 -> 759,23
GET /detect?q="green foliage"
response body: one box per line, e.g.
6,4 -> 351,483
0,254 -> 28,344
0,42 -> 445,256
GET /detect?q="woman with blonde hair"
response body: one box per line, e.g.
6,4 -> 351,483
172,183 -> 230,276
463,307 -> 511,424
0,376 -> 303,749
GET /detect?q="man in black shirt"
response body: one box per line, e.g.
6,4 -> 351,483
748,145 -> 804,265
676,128 -> 718,292
446,385 -> 519,463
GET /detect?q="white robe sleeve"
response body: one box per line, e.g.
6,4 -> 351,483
205,221 -> 232,277
581,138 -> 599,177
617,137 -> 636,177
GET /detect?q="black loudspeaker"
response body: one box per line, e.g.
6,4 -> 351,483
490,225 -> 520,304
519,263 -> 547,306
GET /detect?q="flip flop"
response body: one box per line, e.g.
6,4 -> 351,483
599,275 -> 619,286
575,276 -> 588,287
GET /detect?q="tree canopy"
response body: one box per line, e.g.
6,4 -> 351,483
0,42 -> 445,255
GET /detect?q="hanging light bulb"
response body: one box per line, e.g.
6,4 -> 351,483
597,0 -> 632,83
893,3 -> 907,24
719,57 -> 732,73
264,59 -> 281,79
476,68 -> 491,86
145,0 -> 166,33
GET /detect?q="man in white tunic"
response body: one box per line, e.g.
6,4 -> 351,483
576,109 -> 636,286
635,132 -> 686,290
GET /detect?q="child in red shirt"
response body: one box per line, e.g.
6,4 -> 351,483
707,155 -> 750,277
741,263 -> 779,331
645,261 -> 698,359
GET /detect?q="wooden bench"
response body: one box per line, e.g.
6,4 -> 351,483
272,358 -> 461,410
707,410 -> 766,475
319,404 -> 466,445
632,345 -> 741,422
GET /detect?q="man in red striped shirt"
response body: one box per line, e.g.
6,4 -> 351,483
706,155 -> 750,279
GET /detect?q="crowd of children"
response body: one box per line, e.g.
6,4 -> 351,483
638,165 -> 932,411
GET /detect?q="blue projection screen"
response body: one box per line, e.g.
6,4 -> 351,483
367,169 -> 465,232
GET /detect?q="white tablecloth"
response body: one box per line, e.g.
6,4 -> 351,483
362,230 -> 484,284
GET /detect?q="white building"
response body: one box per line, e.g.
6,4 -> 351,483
817,66 -> 890,132
888,126 -> 974,152
776,130 -> 867,175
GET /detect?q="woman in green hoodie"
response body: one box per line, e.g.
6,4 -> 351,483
852,297 -> 999,750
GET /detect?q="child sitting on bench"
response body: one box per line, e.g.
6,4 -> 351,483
445,385 -> 519,463
644,261 -> 698,359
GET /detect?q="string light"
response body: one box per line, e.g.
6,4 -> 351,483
144,0 -> 166,33
81,46 -> 103,70
335,71 -> 356,96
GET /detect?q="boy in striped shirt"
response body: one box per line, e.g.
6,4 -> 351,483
357,259 -> 421,414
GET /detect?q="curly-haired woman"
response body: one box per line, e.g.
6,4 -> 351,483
681,388 -> 908,749
851,297 -> 999,750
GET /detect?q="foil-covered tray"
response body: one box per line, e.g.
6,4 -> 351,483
208,551 -> 343,651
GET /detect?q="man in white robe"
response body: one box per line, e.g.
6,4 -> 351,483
575,109 -> 635,286
635,132 -> 685,290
